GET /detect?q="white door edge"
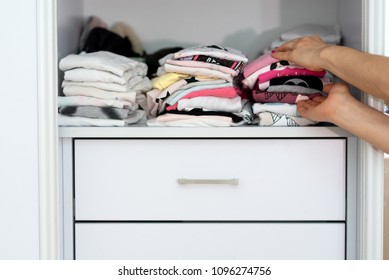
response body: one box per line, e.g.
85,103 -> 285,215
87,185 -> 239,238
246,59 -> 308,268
360,0 -> 385,260
36,0 -> 59,260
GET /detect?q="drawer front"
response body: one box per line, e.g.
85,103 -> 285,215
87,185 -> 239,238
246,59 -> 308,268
75,139 -> 346,221
75,223 -> 345,260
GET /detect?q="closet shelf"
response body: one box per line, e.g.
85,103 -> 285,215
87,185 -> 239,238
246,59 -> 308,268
58,126 -> 353,138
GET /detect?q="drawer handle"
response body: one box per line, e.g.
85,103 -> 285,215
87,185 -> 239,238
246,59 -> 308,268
177,178 -> 239,185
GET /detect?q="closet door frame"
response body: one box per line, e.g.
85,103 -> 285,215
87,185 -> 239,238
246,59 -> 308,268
360,0 -> 386,260
37,0 -> 59,260
36,0 -> 385,260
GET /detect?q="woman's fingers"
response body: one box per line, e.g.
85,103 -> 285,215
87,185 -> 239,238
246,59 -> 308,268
323,83 -> 334,93
312,95 -> 326,102
271,40 -> 298,60
273,38 -> 299,52
297,99 -> 322,120
272,35 -> 327,71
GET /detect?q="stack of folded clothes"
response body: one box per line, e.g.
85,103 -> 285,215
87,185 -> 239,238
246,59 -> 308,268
146,45 -> 253,127
58,51 -> 152,126
262,23 -> 342,54
242,52 -> 331,126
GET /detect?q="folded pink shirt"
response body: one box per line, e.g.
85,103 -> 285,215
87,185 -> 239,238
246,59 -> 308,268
257,66 -> 326,83
243,52 -> 279,77
166,87 -> 241,111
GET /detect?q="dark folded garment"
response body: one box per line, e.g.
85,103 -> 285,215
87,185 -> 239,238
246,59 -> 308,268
145,47 -> 183,78
81,27 -> 141,58
160,108 -> 244,123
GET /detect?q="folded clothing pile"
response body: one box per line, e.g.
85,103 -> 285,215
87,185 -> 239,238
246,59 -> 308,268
58,51 -> 152,126
146,45 -> 253,127
242,52 -> 331,126
263,23 -> 342,54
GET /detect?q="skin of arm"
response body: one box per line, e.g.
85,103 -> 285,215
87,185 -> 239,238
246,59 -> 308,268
298,83 -> 389,153
272,36 -> 389,153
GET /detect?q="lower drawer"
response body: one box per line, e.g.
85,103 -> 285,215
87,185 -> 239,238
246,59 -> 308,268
75,222 -> 345,260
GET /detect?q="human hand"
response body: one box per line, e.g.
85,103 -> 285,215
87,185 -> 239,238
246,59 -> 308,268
271,35 -> 329,72
297,83 -> 354,123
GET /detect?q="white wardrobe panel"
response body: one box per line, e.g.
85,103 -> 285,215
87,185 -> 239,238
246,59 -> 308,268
0,0 -> 39,259
76,223 -> 345,260
83,0 -> 339,60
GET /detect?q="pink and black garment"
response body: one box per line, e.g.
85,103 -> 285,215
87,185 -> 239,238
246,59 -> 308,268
173,45 -> 248,63
256,75 -> 331,91
162,45 -> 248,82
250,72 -> 328,105
178,55 -> 245,72
165,86 -> 244,111
248,69 -> 328,126
252,91 -> 322,104
243,52 -> 326,86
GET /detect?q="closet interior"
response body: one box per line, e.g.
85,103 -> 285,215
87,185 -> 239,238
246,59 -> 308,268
58,0 -> 362,63
57,0 -> 362,260
57,0 -> 362,129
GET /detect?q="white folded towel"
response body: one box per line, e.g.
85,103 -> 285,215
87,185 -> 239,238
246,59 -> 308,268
62,75 -> 152,93
63,80 -> 132,93
64,68 -> 138,85
63,85 -> 137,104
58,114 -> 126,127
58,96 -> 135,110
59,51 -> 147,76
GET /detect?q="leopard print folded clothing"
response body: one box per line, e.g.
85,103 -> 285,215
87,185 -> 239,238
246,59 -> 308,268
257,112 -> 317,126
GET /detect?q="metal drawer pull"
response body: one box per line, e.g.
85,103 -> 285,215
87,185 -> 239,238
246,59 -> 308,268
177,178 -> 239,185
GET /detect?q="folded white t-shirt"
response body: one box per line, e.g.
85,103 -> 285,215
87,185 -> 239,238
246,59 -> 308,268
59,51 -> 147,76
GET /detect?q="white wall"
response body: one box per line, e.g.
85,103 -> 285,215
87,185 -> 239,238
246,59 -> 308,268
57,0 -> 84,59
338,0 -> 362,50
57,0 -> 84,91
0,0 -> 40,259
83,0 -> 339,61
337,0 -> 362,100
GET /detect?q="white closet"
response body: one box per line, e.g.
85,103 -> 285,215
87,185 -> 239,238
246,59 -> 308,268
53,0 -> 382,260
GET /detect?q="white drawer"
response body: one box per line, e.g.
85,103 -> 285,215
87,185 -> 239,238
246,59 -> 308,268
75,222 -> 345,260
74,139 -> 346,221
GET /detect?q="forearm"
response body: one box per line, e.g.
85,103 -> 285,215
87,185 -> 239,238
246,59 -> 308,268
332,97 -> 389,153
319,45 -> 389,103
